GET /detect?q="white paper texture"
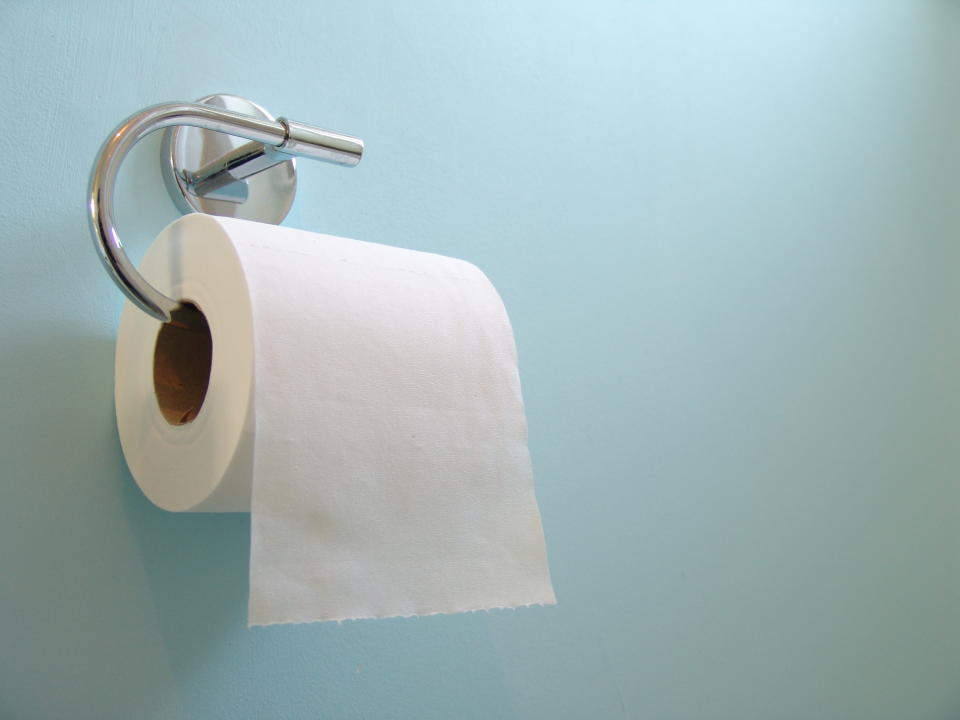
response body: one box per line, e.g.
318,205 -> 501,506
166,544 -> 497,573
115,214 -> 555,625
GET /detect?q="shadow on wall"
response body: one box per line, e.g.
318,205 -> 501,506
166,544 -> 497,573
0,318 -> 248,715
120,467 -> 250,691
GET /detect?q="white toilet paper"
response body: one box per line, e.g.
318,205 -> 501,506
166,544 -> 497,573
115,214 -> 555,625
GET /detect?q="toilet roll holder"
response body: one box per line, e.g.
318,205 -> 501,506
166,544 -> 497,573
88,94 -> 364,322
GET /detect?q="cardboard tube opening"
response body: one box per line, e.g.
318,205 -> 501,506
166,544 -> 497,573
153,302 -> 212,426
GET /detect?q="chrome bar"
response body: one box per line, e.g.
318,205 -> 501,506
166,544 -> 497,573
187,121 -> 362,199
88,102 -> 364,322
277,119 -> 363,165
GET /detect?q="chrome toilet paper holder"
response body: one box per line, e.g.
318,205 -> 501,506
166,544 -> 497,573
88,94 -> 364,322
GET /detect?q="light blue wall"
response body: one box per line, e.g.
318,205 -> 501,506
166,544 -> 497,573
2,1 -> 959,718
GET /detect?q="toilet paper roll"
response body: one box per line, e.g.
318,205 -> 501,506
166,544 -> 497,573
115,214 -> 555,625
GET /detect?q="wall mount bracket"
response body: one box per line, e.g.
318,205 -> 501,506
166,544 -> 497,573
88,94 -> 364,322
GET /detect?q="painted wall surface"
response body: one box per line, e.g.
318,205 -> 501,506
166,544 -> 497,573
1,1 -> 959,718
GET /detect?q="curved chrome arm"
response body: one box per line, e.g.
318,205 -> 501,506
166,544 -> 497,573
88,102 -> 363,322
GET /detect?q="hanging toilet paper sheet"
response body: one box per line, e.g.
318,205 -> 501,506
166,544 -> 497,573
115,214 -> 555,625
